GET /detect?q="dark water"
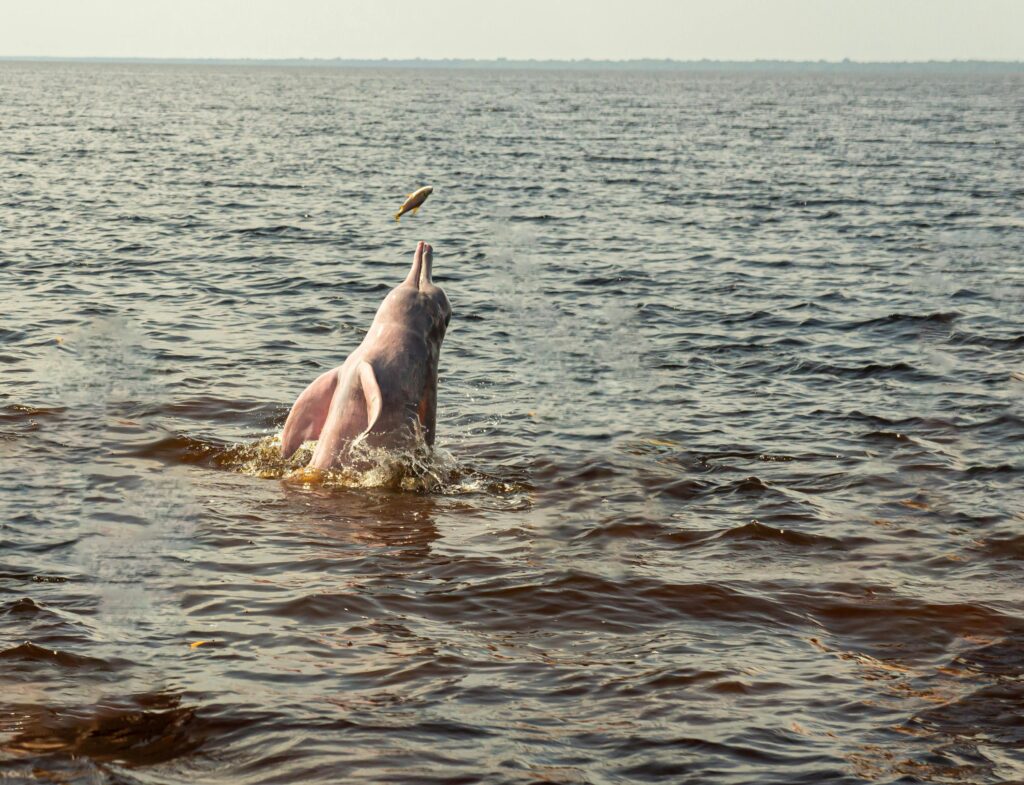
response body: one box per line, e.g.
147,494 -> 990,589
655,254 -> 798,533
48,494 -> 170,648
1,62 -> 1023,784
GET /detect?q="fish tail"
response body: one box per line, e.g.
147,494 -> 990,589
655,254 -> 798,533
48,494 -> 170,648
394,212 -> 402,222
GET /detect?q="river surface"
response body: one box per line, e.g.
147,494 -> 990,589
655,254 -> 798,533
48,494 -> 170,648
1,62 -> 1023,784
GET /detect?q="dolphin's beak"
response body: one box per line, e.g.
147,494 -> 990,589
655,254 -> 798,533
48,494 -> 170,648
419,243 -> 434,288
404,241 -> 425,287
403,241 -> 433,289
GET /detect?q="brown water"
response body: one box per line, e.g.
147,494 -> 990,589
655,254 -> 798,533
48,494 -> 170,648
1,62 -> 1023,784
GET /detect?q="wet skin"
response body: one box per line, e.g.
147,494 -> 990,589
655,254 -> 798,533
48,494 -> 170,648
280,241 -> 452,470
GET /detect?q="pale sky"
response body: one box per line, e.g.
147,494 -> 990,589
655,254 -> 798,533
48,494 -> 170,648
2,0 -> 1022,62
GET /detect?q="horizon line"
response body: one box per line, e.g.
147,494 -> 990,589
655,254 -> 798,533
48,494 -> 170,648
2,55 -> 1022,70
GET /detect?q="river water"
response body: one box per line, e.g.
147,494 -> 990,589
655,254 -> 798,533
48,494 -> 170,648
1,62 -> 1022,784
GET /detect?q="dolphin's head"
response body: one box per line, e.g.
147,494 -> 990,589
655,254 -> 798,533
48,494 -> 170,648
390,240 -> 450,343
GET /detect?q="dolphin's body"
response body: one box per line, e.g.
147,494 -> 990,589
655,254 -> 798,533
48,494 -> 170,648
280,241 -> 451,470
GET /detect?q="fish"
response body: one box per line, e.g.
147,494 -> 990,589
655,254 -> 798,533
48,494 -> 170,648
394,185 -> 433,222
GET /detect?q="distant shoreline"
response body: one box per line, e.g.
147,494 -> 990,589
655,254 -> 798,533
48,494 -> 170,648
1,56 -> 1022,72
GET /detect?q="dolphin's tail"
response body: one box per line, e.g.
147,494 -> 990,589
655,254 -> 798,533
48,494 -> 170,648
394,212 -> 402,222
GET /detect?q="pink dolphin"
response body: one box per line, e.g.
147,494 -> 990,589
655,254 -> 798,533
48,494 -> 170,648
280,241 -> 452,470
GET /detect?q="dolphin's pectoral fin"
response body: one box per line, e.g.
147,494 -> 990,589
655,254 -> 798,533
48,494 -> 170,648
280,367 -> 340,458
411,206 -> 419,215
357,361 -> 382,435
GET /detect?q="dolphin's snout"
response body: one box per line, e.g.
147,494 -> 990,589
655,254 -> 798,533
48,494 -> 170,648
403,240 -> 434,290
419,242 -> 434,289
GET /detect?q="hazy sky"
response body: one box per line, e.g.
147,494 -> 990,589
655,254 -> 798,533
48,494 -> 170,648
2,0 -> 1022,61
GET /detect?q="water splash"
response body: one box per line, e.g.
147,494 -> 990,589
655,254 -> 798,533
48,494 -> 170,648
210,433 -> 525,496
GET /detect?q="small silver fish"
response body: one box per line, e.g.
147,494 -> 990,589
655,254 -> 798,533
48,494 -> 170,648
395,185 -> 433,222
